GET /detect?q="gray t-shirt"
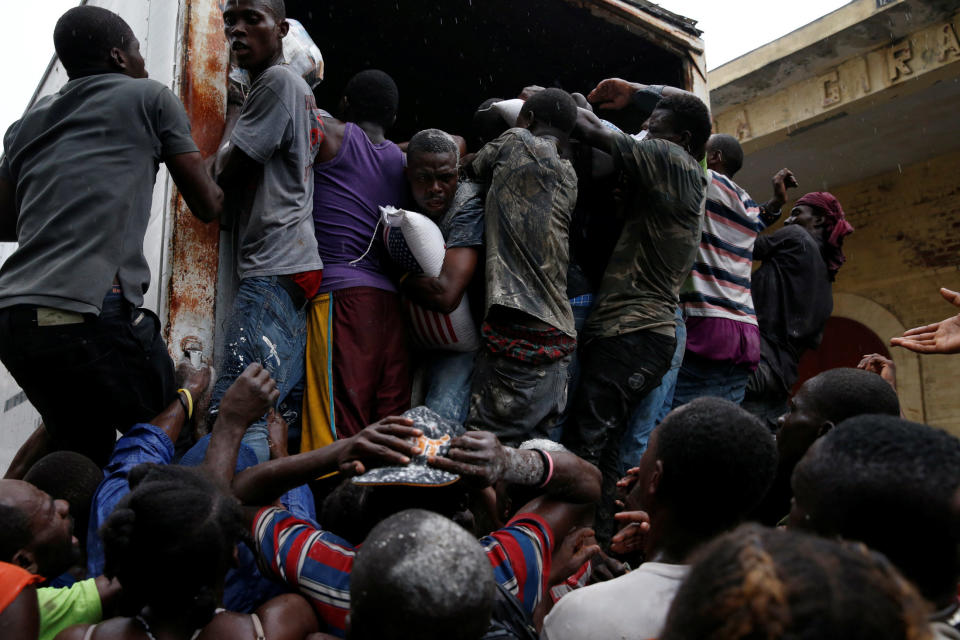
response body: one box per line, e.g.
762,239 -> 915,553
542,562 -> 690,640
230,64 -> 324,279
0,74 -> 198,314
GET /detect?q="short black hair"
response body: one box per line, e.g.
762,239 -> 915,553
804,367 -> 901,424
520,88 -> 578,134
54,6 -> 137,78
350,509 -> 495,640
655,93 -> 712,161
706,133 -> 743,177
655,398 -> 778,538
100,464 -> 247,629
24,452 -> 103,548
343,69 -> 399,129
0,503 -> 32,563
661,524 -> 932,640
257,0 -> 287,20
407,129 -> 460,165
793,415 -> 960,603
321,479 -> 375,545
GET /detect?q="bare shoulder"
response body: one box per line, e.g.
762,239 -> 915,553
257,593 -> 320,639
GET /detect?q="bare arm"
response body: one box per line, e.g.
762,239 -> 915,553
1,587 -> 38,640
231,417 -> 423,506
165,151 -> 224,222
759,168 -> 798,222
586,77 -> 693,110
572,107 -> 617,156
201,363 -> 280,487
94,576 -> 122,618
255,593 -> 320,640
0,175 -> 17,242
401,247 -> 478,314
213,102 -> 261,192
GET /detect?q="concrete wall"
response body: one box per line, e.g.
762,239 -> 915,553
792,148 -> 960,434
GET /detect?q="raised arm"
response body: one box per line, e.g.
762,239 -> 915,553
587,77 -> 693,111
573,107 -> 617,156
230,417 -> 423,506
201,363 -> 279,487
401,247 -> 478,314
758,168 -> 798,226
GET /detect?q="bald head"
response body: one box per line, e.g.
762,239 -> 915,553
349,509 -> 495,640
706,134 -> 744,178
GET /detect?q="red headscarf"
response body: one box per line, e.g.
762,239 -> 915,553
795,191 -> 854,276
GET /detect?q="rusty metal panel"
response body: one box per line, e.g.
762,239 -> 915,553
164,0 -> 228,363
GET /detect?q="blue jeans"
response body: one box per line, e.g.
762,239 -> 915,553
619,307 -> 686,471
671,352 -> 752,408
209,276 -> 308,463
423,349 -> 477,424
549,295 -> 594,441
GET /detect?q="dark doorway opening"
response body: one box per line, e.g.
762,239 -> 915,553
286,0 -> 687,143
792,316 -> 891,395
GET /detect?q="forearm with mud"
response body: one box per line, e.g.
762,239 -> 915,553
232,441 -> 352,506
503,448 -> 601,503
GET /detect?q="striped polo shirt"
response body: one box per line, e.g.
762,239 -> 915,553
253,507 -> 553,637
679,170 -> 778,324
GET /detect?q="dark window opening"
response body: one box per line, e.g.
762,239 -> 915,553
287,0 -> 687,143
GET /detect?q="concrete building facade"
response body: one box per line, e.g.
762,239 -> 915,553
709,0 -> 960,432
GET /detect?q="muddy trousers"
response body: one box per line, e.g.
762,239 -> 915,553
0,293 -> 176,467
563,330 -> 675,542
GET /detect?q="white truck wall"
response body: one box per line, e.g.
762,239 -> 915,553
0,0 -> 187,473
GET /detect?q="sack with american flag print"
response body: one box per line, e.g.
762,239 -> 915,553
381,207 -> 479,352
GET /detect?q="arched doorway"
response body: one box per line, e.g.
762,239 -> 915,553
792,317 -> 891,394
790,292 -> 924,423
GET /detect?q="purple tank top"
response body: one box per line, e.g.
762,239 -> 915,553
313,122 -> 408,293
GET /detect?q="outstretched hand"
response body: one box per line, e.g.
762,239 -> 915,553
587,78 -> 640,111
891,288 -> 960,354
217,363 -> 279,430
337,417 -> 423,476
609,510 -> 651,556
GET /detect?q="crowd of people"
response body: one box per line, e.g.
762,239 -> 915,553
1,2 -> 959,639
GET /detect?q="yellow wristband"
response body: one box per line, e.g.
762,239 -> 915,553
177,388 -> 194,420
399,272 -> 411,285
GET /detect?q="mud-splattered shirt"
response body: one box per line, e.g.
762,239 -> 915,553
469,128 -> 577,336
583,135 -> 706,339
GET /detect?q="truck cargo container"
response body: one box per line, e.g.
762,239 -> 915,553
0,0 -> 705,471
